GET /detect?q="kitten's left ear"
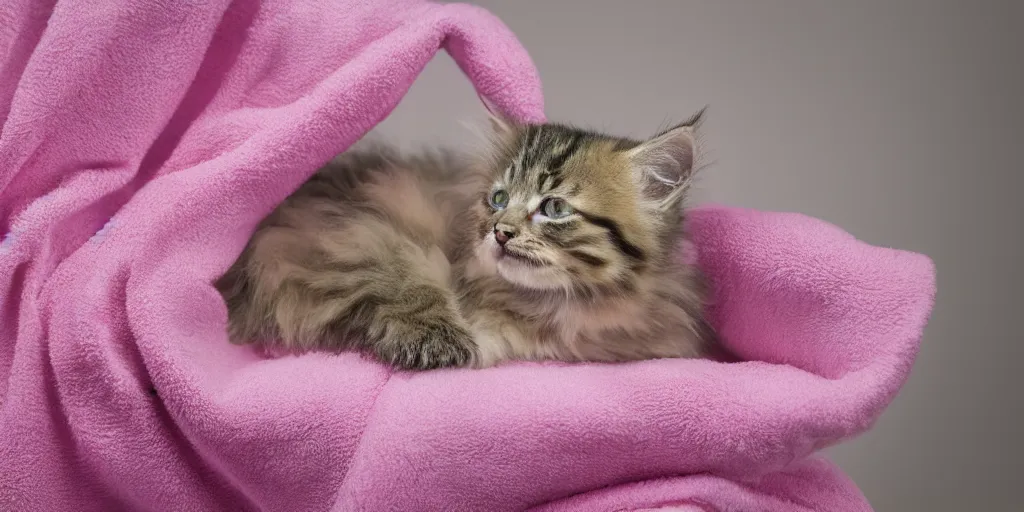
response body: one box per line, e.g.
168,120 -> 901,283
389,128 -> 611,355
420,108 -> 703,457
479,94 -> 521,140
627,109 -> 704,201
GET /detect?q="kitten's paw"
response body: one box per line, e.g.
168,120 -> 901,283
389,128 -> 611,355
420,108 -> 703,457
390,322 -> 476,370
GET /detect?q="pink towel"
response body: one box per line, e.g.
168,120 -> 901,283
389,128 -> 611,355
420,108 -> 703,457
0,1 -> 935,510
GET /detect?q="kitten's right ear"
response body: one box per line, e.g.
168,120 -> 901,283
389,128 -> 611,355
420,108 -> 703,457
626,109 -> 704,203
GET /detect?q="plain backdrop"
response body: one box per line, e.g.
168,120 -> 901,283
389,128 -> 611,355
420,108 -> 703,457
372,1 -> 1024,510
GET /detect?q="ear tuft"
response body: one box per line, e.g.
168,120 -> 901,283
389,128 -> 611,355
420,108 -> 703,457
627,110 -> 704,201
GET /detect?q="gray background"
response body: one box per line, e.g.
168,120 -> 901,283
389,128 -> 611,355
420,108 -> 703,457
374,1 -> 1023,509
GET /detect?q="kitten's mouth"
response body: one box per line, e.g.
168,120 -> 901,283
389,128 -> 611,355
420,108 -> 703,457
498,248 -> 547,267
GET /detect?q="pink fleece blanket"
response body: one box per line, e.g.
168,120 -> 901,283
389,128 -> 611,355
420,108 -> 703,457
0,1 -> 935,510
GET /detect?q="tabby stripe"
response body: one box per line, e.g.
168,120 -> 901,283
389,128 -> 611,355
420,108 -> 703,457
567,249 -> 607,267
547,233 -> 605,250
539,221 -> 573,236
539,173 -> 565,194
536,136 -> 580,192
576,210 -> 646,261
537,172 -> 550,191
528,125 -> 544,155
517,126 -> 538,175
552,173 -> 567,191
547,134 -> 581,172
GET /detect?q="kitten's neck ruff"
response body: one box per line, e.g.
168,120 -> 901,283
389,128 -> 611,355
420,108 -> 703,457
458,265 -> 692,367
497,263 -> 674,326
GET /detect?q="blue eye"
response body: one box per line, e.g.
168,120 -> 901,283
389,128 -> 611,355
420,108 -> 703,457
540,197 -> 574,219
489,189 -> 509,209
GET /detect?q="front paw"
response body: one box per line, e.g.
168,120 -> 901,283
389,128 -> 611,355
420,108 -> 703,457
386,322 -> 477,370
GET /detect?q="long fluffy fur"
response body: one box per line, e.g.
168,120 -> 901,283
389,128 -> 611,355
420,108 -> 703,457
218,116 -> 717,369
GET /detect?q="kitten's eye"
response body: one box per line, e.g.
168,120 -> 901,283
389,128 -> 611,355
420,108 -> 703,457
489,189 -> 509,209
540,197 -> 574,219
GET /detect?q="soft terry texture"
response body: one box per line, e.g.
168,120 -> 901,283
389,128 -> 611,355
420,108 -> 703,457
0,1 -> 934,511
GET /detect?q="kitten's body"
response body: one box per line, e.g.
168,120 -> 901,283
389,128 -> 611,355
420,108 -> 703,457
218,116 -> 716,369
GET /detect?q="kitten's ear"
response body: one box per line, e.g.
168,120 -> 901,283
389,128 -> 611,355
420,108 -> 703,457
479,94 -> 521,140
627,109 -> 705,202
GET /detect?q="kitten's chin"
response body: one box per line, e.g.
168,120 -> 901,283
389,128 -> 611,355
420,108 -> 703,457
495,258 -> 566,290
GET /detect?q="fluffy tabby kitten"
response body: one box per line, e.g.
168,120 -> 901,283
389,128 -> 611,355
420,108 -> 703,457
217,111 -> 717,369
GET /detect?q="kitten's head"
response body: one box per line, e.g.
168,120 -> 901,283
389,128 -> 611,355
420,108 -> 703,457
469,111 -> 704,294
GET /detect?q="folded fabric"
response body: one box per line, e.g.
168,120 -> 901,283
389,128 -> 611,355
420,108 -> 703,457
534,458 -> 872,512
0,1 -> 935,511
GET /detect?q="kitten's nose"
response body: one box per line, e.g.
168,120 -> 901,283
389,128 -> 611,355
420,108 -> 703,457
493,225 -> 515,246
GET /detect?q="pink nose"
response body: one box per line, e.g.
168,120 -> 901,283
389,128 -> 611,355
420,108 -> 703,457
494,229 -> 513,246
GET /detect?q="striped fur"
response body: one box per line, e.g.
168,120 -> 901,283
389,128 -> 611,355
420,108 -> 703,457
218,115 -> 717,369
